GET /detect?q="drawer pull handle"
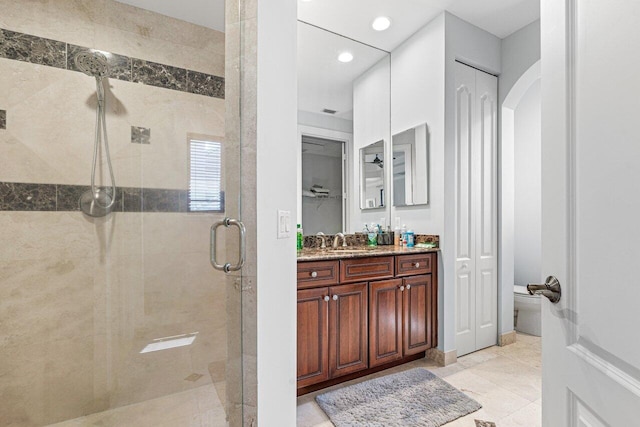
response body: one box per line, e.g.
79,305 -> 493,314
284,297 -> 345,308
311,271 -> 318,278
407,284 -> 411,290
324,296 -> 330,302
400,285 -> 405,291
414,262 -> 420,268
332,295 -> 338,301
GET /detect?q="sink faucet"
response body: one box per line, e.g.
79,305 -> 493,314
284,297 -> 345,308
333,232 -> 348,249
316,232 -> 327,249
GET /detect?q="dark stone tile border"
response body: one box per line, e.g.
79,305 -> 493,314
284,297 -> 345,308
0,182 -> 202,213
187,70 -> 225,98
132,59 -> 187,91
0,28 -> 224,99
0,109 -> 5,129
0,182 -> 57,211
0,28 -> 66,69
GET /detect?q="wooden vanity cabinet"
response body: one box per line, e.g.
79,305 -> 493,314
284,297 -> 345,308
329,283 -> 368,378
296,287 -> 330,387
297,252 -> 437,392
369,279 -> 404,367
403,275 -> 433,355
296,282 -> 368,386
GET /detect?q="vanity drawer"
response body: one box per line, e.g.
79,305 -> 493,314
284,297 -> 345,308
396,253 -> 433,276
340,256 -> 394,284
297,260 -> 339,289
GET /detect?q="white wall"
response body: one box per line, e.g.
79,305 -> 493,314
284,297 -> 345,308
256,0 -> 297,424
351,57 -> 391,231
514,80 -> 542,285
298,110 -> 353,134
390,14 -> 446,236
499,20 -> 540,107
498,21 -> 540,336
442,12 -> 501,352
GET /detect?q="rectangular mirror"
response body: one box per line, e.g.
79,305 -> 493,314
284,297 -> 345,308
392,123 -> 429,206
297,20 -> 390,231
360,140 -> 385,209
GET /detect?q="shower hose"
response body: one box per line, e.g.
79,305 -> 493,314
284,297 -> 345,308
90,76 -> 116,209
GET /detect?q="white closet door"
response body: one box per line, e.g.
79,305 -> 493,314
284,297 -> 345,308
474,71 -> 498,350
454,62 -> 477,357
454,62 -> 498,357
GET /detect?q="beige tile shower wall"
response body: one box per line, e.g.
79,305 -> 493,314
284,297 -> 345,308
0,1 -> 227,426
0,0 -> 225,76
0,212 -> 227,426
0,57 -> 224,188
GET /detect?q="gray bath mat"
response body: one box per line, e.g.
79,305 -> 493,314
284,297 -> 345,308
315,368 -> 481,427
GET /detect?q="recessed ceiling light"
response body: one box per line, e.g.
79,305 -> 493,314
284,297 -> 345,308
338,52 -> 353,63
372,16 -> 391,31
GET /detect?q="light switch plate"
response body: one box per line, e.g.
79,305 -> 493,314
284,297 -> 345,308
277,210 -> 291,239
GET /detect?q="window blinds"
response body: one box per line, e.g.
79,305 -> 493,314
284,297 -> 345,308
189,139 -> 223,212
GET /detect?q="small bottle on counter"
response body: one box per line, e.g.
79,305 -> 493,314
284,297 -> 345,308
367,223 -> 378,247
297,224 -> 303,251
400,224 -> 407,247
405,229 -> 415,248
394,221 -> 401,246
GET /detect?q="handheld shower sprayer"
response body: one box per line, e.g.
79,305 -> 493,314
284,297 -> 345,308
75,51 -> 117,217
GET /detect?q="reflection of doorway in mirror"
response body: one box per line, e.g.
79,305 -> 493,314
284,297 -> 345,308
391,123 -> 429,207
393,145 -> 413,206
301,135 -> 346,234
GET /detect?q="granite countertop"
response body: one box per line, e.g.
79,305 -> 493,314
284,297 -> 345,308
297,245 -> 439,262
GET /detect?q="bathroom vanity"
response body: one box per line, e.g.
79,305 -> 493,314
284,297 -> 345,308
296,247 -> 438,394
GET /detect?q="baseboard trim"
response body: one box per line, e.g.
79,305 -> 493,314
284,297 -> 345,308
426,348 -> 457,366
499,330 -> 517,347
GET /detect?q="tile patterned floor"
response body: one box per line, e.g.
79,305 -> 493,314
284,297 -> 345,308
48,384 -> 226,427
297,333 -> 541,427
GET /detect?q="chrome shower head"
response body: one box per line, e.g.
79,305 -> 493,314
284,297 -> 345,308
74,51 -> 110,78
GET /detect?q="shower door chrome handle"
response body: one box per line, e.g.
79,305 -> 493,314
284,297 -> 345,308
210,218 -> 246,273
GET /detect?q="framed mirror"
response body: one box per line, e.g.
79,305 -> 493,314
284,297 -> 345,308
360,140 -> 385,209
392,123 -> 428,206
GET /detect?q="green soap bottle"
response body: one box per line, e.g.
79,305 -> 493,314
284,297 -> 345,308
297,224 -> 303,251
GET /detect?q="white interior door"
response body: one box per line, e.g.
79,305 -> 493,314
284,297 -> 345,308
542,0 -> 640,425
474,71 -> 498,352
454,62 -> 498,357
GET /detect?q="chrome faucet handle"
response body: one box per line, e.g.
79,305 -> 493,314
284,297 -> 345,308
316,232 -> 327,249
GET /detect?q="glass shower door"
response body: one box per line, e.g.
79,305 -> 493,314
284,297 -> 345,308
0,0 -> 245,425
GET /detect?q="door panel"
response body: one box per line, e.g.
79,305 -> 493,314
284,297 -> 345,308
403,275 -> 432,355
297,287 -> 329,387
455,63 -> 477,356
542,0 -> 640,424
369,279 -> 403,367
475,71 -> 498,350
455,62 -> 498,356
329,283 -> 368,378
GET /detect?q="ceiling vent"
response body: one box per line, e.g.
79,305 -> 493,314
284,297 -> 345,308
322,108 -> 337,115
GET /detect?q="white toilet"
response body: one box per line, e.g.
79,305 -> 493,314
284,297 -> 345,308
514,285 -> 541,336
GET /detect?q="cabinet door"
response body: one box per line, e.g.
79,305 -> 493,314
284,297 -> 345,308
297,287 -> 329,388
329,283 -> 368,378
403,275 -> 432,355
369,279 -> 403,367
